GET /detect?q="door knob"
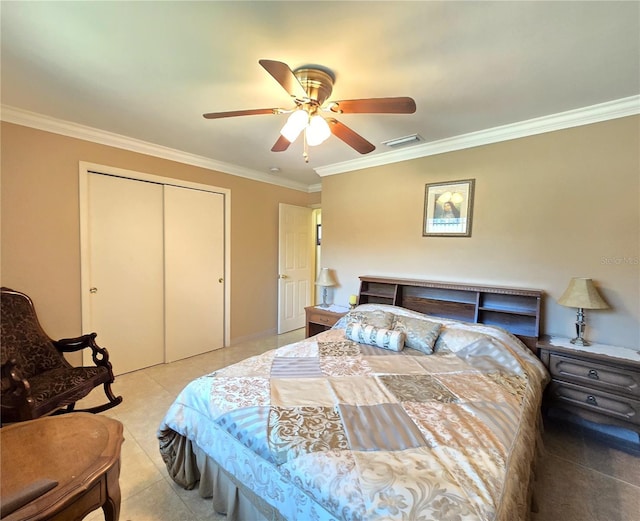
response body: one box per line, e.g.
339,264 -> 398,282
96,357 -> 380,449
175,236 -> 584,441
218,278 -> 224,283
279,274 -> 288,279
89,287 -> 98,294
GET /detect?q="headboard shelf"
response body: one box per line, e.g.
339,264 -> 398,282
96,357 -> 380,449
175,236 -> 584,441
358,276 -> 543,351
478,306 -> 538,316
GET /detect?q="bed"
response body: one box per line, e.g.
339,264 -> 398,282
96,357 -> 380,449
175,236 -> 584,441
158,303 -> 549,521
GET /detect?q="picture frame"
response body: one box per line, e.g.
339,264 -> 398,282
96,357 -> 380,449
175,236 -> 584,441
423,179 -> 475,237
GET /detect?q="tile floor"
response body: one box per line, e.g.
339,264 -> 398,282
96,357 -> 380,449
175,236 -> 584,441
77,329 -> 640,521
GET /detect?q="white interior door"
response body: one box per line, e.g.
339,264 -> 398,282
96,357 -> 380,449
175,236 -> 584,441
86,173 -> 165,375
278,203 -> 313,333
164,185 -> 225,362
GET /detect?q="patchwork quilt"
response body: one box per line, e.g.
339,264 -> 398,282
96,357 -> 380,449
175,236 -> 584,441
158,305 -> 549,521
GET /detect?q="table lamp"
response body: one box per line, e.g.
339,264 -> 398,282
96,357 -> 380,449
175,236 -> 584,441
315,268 -> 337,308
557,277 -> 609,346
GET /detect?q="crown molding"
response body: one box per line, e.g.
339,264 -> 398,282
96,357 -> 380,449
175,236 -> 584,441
4,96 -> 637,187
0,105 -> 314,193
314,95 -> 640,177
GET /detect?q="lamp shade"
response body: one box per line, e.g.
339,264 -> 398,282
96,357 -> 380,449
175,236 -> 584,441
315,268 -> 337,287
557,278 -> 609,309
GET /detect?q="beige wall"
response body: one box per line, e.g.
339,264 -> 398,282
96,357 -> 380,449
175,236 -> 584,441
321,116 -> 639,348
2,117 -> 638,353
1,122 -> 319,359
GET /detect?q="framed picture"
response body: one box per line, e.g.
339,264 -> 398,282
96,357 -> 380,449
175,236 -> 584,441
423,179 -> 475,237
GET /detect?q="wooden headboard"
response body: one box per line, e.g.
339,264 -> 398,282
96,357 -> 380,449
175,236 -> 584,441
358,276 -> 543,351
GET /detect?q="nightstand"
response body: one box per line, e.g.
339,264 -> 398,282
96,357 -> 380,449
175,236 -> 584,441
305,305 -> 349,338
537,336 -> 640,437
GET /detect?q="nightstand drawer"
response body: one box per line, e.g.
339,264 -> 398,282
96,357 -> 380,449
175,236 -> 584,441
548,353 -> 640,398
307,310 -> 338,326
305,306 -> 349,338
548,380 -> 640,426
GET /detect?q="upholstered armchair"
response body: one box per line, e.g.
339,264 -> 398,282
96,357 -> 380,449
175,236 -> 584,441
1,287 -> 122,424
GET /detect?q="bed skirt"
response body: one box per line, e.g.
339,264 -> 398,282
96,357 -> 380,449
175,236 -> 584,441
160,428 -> 286,521
160,421 -> 544,521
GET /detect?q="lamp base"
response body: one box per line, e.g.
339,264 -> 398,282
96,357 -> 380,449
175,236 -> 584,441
570,307 -> 590,346
319,287 -> 330,309
570,337 -> 591,347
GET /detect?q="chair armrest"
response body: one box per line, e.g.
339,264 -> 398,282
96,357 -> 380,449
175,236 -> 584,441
1,359 -> 29,393
53,333 -> 113,369
1,359 -> 35,421
53,333 -> 98,352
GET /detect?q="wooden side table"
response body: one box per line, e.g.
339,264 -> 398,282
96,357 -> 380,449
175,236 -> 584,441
537,335 -> 640,439
305,305 -> 349,337
0,413 -> 124,521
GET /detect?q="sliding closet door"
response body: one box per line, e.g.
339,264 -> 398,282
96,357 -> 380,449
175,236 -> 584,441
164,185 -> 225,362
87,173 -> 165,375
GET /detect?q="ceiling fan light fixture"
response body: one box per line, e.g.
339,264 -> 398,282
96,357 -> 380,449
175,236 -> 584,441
280,109 -> 308,142
204,60 -> 416,160
306,115 -> 331,146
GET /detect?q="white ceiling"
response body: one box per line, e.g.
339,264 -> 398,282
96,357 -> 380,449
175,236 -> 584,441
2,1 -> 639,188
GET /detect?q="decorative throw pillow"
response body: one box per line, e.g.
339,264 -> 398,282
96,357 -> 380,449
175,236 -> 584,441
392,316 -> 442,354
342,309 -> 394,329
345,322 -> 405,352
435,328 -> 490,353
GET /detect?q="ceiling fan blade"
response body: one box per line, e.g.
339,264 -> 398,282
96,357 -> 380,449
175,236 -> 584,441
327,118 -> 375,154
203,108 -> 279,119
271,135 -> 291,152
259,59 -> 308,99
329,97 -> 416,114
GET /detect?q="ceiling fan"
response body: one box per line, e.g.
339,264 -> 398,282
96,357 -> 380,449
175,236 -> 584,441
203,59 -> 416,162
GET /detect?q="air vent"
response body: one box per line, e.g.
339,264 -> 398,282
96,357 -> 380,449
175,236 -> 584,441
382,134 -> 423,148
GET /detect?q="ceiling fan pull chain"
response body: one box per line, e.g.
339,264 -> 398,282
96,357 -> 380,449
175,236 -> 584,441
303,131 -> 309,163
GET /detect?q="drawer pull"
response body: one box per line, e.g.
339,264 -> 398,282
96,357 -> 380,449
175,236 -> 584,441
588,369 -> 599,380
586,395 -> 598,406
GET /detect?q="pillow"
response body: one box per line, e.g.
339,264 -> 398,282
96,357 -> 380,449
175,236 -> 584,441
434,328 -> 491,353
392,316 -> 442,354
345,322 -> 405,352
341,309 -> 394,329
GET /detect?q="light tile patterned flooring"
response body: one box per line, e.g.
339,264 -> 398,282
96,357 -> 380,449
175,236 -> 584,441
77,329 -> 640,521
